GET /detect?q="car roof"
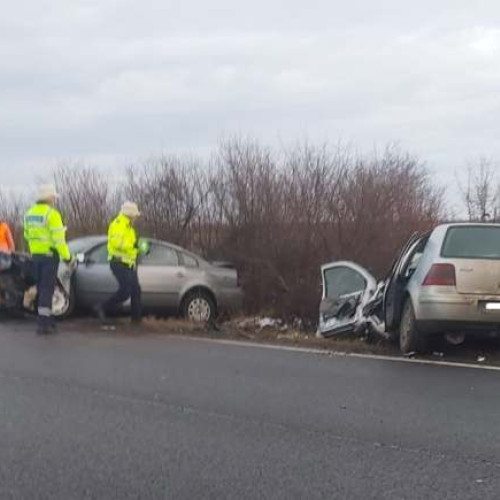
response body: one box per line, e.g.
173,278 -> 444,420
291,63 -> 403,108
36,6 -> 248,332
68,235 -> 205,260
68,236 -> 107,252
436,222 -> 500,229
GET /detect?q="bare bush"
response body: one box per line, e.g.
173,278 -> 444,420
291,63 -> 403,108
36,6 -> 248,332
123,156 -> 203,245
0,189 -> 27,249
194,140 -> 444,323
53,163 -> 118,238
4,140 -> 444,325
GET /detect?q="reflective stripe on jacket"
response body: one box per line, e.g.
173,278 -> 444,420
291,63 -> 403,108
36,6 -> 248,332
0,222 -> 15,253
107,213 -> 138,267
24,203 -> 71,260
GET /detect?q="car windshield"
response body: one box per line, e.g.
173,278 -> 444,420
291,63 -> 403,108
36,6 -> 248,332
441,226 -> 500,259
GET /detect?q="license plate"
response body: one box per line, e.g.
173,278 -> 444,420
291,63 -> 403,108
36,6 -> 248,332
484,302 -> 500,311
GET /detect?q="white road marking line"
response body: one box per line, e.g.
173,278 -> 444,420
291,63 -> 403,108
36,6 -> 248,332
183,336 -> 500,372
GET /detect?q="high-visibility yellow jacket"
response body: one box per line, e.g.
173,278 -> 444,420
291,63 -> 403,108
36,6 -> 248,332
107,213 -> 138,267
24,203 -> 71,261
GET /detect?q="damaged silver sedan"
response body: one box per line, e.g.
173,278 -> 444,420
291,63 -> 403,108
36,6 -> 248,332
318,223 -> 500,354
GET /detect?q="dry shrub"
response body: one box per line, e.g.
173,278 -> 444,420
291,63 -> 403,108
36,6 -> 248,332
54,164 -> 118,238
122,156 -> 202,245
0,189 -> 27,248
199,140 -> 443,324
4,140 -> 445,325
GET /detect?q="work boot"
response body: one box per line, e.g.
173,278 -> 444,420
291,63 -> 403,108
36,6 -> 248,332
36,325 -> 49,335
94,305 -> 117,331
93,304 -> 107,323
36,317 -> 50,335
47,320 -> 58,334
131,316 -> 142,326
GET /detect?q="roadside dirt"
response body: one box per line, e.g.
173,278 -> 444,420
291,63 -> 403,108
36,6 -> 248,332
58,315 -> 500,368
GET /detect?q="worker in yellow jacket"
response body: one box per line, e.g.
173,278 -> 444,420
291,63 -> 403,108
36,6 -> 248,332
95,202 -> 144,325
24,184 -> 72,334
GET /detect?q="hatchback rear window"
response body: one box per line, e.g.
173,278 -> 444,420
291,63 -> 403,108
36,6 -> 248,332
441,226 -> 500,259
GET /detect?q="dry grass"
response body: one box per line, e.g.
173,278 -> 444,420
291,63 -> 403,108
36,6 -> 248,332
62,315 -> 500,367
139,316 -> 399,355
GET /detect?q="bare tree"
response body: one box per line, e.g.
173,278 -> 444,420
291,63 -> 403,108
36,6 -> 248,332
123,156 -> 203,245
0,140 -> 445,324
201,140 -> 443,322
458,158 -> 499,222
0,189 -> 27,249
53,163 -> 117,237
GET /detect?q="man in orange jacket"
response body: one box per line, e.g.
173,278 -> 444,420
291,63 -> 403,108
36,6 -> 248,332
0,221 -> 15,253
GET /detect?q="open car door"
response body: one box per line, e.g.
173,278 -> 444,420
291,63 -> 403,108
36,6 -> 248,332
383,232 -> 429,333
318,261 -> 377,338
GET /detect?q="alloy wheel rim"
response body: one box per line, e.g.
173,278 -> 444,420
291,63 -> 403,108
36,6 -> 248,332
187,298 -> 211,322
52,291 -> 69,316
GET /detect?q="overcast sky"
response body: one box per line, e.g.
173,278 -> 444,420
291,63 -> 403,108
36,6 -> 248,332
1,0 -> 499,208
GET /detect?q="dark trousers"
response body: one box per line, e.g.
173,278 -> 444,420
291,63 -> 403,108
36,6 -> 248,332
32,255 -> 58,328
103,260 -> 142,320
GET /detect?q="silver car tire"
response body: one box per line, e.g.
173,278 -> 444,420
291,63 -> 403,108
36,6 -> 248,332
182,291 -> 216,323
52,285 -> 75,319
399,299 -> 427,354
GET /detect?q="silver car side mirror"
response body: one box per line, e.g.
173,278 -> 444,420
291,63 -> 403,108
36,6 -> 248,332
76,253 -> 86,264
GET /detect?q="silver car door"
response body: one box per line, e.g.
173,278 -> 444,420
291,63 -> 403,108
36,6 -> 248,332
317,261 -> 377,337
74,243 -> 116,307
383,233 -> 428,332
138,243 -> 185,309
178,251 -> 206,290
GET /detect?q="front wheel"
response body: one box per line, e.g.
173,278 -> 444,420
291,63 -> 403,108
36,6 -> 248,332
445,332 -> 466,346
181,291 -> 216,323
399,299 -> 427,354
52,285 -> 75,319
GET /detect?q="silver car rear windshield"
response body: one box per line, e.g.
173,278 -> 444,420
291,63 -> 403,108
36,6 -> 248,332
441,226 -> 500,259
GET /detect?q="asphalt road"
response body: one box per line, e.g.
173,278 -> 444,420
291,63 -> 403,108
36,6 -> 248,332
0,321 -> 499,499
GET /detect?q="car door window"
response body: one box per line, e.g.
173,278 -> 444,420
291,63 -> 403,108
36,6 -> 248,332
88,244 -> 108,264
324,267 -> 366,299
405,252 -> 423,278
401,237 -> 429,278
141,244 -> 179,266
181,253 -> 198,267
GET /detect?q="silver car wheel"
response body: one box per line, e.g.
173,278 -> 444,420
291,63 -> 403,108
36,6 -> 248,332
187,297 -> 212,322
400,310 -> 411,348
399,299 -> 428,354
52,288 -> 70,317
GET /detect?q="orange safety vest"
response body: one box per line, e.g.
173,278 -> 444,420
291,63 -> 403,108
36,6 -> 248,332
0,222 -> 15,253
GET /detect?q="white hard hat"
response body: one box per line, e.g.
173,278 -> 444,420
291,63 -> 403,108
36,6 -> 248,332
37,184 -> 59,202
121,201 -> 141,218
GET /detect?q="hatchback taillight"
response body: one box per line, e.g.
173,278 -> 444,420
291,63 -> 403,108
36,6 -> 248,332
422,264 -> 456,286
